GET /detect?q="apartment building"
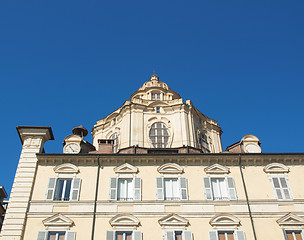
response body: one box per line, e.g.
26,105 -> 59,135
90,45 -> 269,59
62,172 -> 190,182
1,75 -> 303,240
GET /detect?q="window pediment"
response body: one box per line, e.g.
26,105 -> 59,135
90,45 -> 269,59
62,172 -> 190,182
209,214 -> 240,227
43,214 -> 73,227
114,163 -> 138,174
264,163 -> 289,174
159,214 -> 189,227
158,163 -> 184,174
205,164 -> 230,174
109,214 -> 140,227
54,163 -> 79,174
277,213 -> 304,226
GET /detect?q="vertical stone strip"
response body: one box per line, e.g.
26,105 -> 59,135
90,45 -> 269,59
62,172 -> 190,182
0,127 -> 53,240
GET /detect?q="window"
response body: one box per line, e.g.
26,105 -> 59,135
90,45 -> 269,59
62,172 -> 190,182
156,107 -> 160,113
46,178 -> 81,201
37,231 -> 76,240
110,133 -> 119,153
149,122 -> 169,148
165,231 -> 193,240
271,176 -> 292,200
284,230 -> 304,240
110,178 -> 141,201
156,177 -> 188,201
208,230 -> 246,240
203,177 -> 237,200
106,231 -> 142,240
199,133 -> 210,153
151,92 -> 161,100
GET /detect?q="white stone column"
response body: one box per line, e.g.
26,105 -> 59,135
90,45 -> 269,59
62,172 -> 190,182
0,126 -> 54,240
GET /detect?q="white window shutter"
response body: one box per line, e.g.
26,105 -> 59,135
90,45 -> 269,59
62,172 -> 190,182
179,177 -> 188,200
132,231 -> 142,240
37,231 -> 47,240
156,177 -> 164,200
70,178 -> 81,201
65,231 -> 76,240
227,177 -> 237,200
110,177 -> 118,200
272,177 -> 283,200
134,178 -> 142,201
106,231 -> 115,240
46,178 -> 56,201
203,177 -> 213,200
165,230 -> 175,240
182,231 -> 193,240
208,231 -> 218,240
235,230 -> 246,240
280,177 -> 292,200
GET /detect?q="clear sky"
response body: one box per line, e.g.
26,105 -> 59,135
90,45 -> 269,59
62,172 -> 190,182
1,0 -> 303,197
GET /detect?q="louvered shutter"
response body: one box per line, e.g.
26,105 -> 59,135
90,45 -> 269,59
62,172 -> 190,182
282,229 -> 288,240
70,178 -> 81,201
134,178 -> 142,201
110,178 -> 118,200
156,177 -> 164,200
208,231 -> 218,240
46,178 -> 56,201
106,231 -> 115,240
227,177 -> 237,200
279,177 -> 292,200
272,177 -> 283,200
166,230 -> 175,240
179,177 -> 188,200
37,231 -> 47,240
182,231 -> 193,240
235,230 -> 246,240
132,231 -> 142,240
65,231 -> 76,240
203,177 -> 213,200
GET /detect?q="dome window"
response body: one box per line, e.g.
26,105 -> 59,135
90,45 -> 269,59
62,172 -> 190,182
151,92 -> 161,100
149,122 -> 169,148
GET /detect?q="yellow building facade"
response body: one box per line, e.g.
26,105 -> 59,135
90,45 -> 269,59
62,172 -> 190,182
1,75 -> 304,240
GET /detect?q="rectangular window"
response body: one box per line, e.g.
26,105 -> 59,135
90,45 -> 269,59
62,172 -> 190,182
203,177 -> 237,201
156,107 -> 160,113
116,232 -> 132,240
271,177 -> 292,200
284,230 -> 303,240
110,178 -> 141,201
54,179 -> 72,201
45,178 -> 81,201
107,231 -> 142,240
156,177 -> 188,201
164,178 -> 179,200
48,232 -> 65,240
209,231 -> 246,240
165,231 -> 193,240
151,93 -> 161,100
37,231 -> 76,240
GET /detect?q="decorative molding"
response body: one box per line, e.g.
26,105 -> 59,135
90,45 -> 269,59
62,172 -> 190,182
277,213 -> 304,226
264,163 -> 289,174
43,213 -> 74,227
158,163 -> 184,174
109,214 -> 140,227
209,214 -> 240,227
158,213 -> 189,227
54,163 -> 79,174
114,163 -> 138,174
204,164 -> 230,174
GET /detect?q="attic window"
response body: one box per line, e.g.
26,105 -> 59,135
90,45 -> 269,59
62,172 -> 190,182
151,93 -> 161,100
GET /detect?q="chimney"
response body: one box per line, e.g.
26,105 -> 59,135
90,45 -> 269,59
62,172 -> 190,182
97,139 -> 114,153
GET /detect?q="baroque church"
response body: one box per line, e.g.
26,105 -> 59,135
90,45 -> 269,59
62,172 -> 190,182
1,75 -> 303,240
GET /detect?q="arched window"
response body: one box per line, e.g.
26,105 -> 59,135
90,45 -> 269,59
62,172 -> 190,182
199,133 -> 210,153
110,133 -> 119,153
149,122 -> 169,148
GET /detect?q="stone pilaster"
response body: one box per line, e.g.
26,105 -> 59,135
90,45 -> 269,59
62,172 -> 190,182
0,127 -> 54,240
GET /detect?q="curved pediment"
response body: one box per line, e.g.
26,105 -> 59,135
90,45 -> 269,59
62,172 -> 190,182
43,213 -> 73,227
110,214 -> 140,227
209,214 -> 240,227
263,163 -> 289,174
277,213 -> 304,226
54,163 -> 79,174
159,214 -> 189,227
204,164 -> 230,174
114,163 -> 138,174
158,163 -> 184,174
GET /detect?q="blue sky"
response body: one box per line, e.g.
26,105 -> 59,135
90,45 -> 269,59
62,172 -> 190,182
1,0 -> 303,196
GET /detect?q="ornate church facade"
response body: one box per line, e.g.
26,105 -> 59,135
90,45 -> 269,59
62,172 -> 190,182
1,75 -> 304,240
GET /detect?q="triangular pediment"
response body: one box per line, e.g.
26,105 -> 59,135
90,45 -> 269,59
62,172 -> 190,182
205,164 -> 230,174
264,163 -> 289,174
43,214 -> 73,227
54,163 -> 79,174
209,214 -> 240,227
158,163 -> 184,174
110,214 -> 140,227
159,214 -> 189,226
114,163 -> 138,174
277,213 -> 304,226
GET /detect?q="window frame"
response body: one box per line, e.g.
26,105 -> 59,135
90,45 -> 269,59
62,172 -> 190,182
110,177 -> 141,201
110,133 -> 119,153
203,177 -> 237,201
270,175 -> 293,200
37,231 -> 76,240
149,122 -> 170,148
208,230 -> 246,240
283,229 -> 304,240
151,92 -> 161,100
156,177 -> 188,201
